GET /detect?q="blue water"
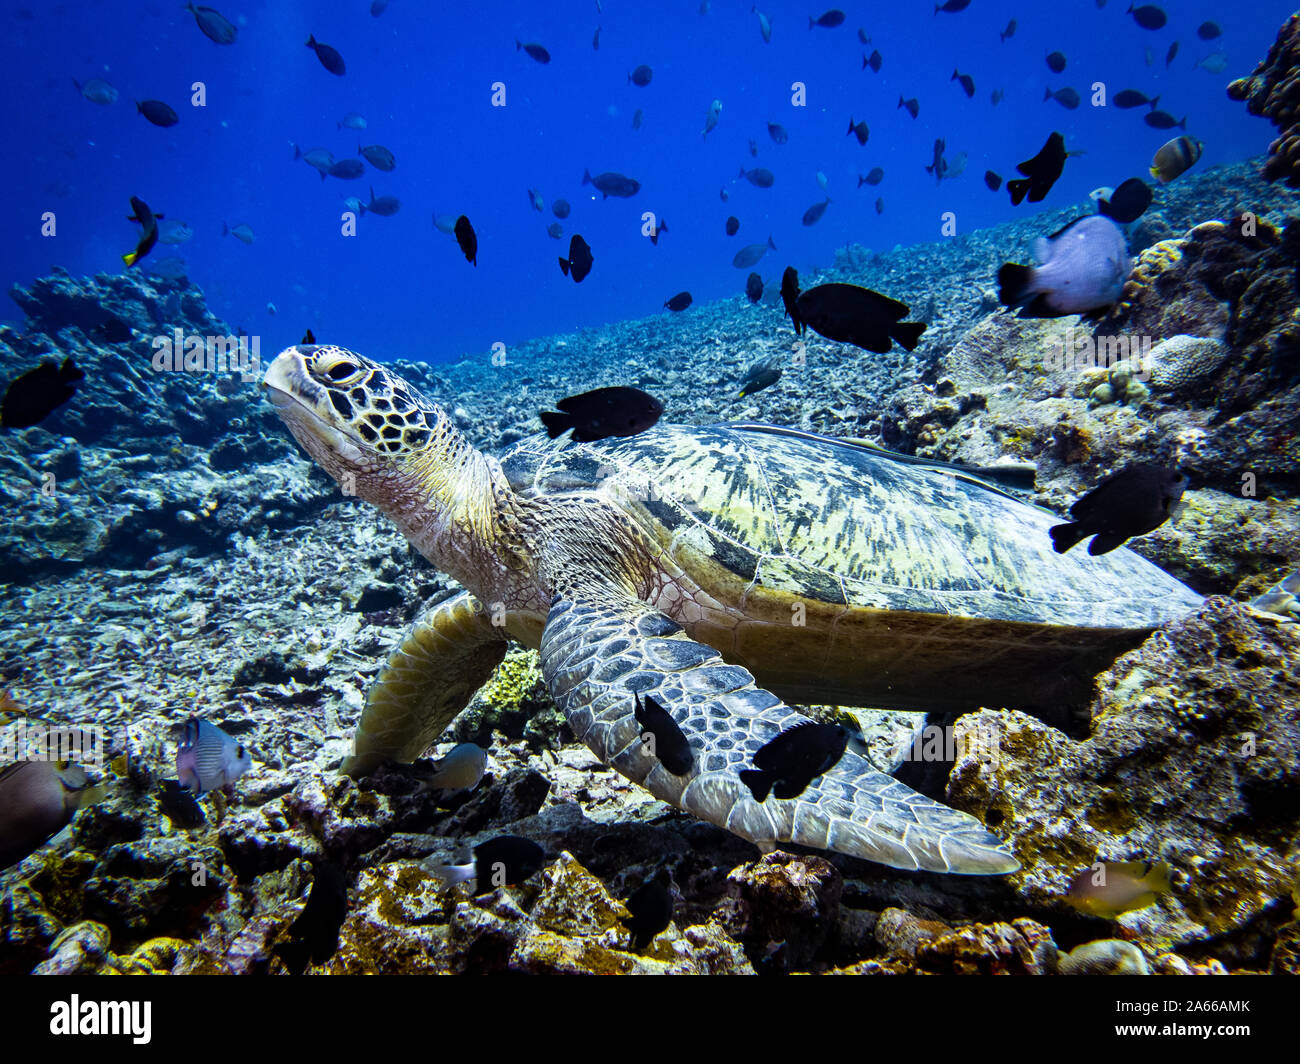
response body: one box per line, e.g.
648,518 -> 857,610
1,0 -> 1290,363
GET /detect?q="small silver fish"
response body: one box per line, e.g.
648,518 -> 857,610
418,743 -> 488,795
175,718 -> 252,793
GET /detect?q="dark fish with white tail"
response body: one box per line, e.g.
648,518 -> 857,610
664,291 -> 692,312
1095,177 -> 1153,223
431,835 -> 546,892
539,387 -> 662,442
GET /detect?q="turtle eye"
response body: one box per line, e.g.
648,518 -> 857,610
318,356 -> 363,384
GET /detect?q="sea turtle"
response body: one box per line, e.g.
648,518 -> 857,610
264,344 -> 1207,876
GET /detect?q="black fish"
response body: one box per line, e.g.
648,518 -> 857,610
925,137 -> 947,182
539,387 -> 663,442
558,234 -> 593,281
858,27 -> 871,44
1050,463 -> 1187,555
157,779 -> 205,828
649,218 -> 668,246
748,138 -> 758,158
984,170 -> 1003,191
875,196 -> 884,214
795,283 -> 927,353
1144,110 -> 1185,130
633,693 -> 694,774
327,158 -> 365,180
897,95 -> 919,119
123,195 -> 161,267
91,316 -> 133,344
1166,40 -> 1179,67
745,272 -> 764,303
1046,51 -> 1066,73
136,99 -> 178,127
738,354 -> 781,396
552,199 -> 571,219
809,9 -> 845,28
474,836 -> 545,891
302,328 -> 316,344
1001,18 -> 1017,42
1197,21 -> 1222,41
186,3 -> 237,45
2,358 -> 83,430
1127,4 -> 1167,31
454,215 -> 477,265
623,869 -> 673,950
628,64 -> 652,86
846,117 -> 869,145
306,34 -> 345,75
780,267 -> 802,332
632,109 -> 643,130
858,167 -> 884,186
516,40 -> 550,64
739,166 -> 775,187
802,198 -> 831,226
863,49 -> 882,72
1097,177 -> 1153,224
1114,89 -> 1159,109
582,169 -> 641,198
934,0 -> 971,12
274,861 -> 348,974
546,222 -> 563,239
664,291 -> 692,312
359,144 -> 396,171
1045,86 -> 1081,109
951,69 -> 975,97
1007,131 -> 1067,205
725,215 -> 740,236
739,722 -> 849,802
768,122 -> 789,144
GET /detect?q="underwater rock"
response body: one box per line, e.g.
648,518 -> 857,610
873,907 -> 953,959
911,917 -> 1058,976
715,851 -> 842,971
32,920 -> 113,975
947,597 -> 1300,959
1057,938 -> 1150,974
1228,14 -> 1300,188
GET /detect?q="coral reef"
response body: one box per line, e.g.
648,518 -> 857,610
1229,14 -> 1300,188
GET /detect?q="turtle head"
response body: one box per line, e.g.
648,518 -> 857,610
263,344 -> 443,479
264,344 -> 506,583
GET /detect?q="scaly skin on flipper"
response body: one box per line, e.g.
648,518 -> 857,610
341,591 -> 507,777
539,596 -> 1018,874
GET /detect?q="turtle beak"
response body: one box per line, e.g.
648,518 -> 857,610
263,346 -> 367,465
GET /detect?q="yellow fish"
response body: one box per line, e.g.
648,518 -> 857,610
1065,860 -> 1171,918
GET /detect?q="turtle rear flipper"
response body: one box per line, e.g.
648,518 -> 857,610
341,591 -> 507,777
539,596 -> 1019,875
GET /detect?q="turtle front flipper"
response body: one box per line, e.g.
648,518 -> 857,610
539,597 -> 1019,875
341,591 -> 507,777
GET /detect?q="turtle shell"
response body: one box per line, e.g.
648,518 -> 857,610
501,423 -> 1203,714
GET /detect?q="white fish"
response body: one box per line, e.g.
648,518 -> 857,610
433,211 -> 459,235
702,98 -> 722,137
417,743 -> 487,795
997,215 -> 1130,317
815,170 -> 828,190
176,718 -> 252,793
